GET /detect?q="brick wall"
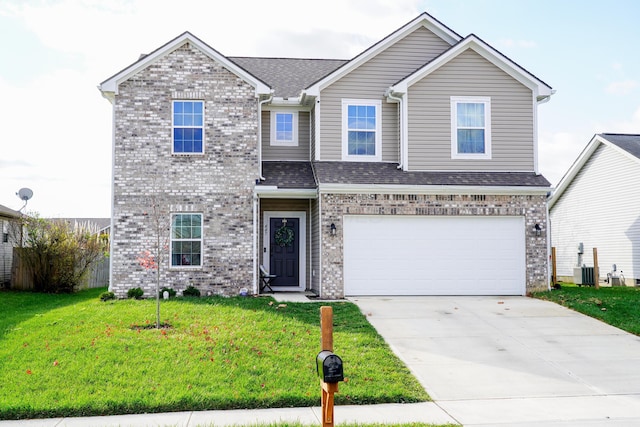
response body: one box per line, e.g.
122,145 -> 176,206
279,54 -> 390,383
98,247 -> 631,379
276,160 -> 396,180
319,192 -> 548,298
110,42 -> 258,298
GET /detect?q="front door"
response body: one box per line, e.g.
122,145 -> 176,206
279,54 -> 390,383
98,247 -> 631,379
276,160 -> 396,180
269,217 -> 300,287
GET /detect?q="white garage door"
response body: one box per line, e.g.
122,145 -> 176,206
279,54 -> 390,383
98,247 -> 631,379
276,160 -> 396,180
344,215 -> 526,296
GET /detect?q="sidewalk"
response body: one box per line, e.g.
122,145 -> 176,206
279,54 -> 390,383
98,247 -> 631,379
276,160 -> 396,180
0,402 -> 458,427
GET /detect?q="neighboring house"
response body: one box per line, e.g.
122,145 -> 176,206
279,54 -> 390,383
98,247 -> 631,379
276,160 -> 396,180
54,218 -> 111,238
99,12 -> 553,299
0,204 -> 21,287
549,133 -> 640,285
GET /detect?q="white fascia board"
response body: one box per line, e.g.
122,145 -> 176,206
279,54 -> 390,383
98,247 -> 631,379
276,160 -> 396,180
99,32 -> 271,97
305,13 -> 460,96
548,134 -> 601,209
262,101 -> 309,111
319,183 -> 550,196
255,187 -> 318,199
549,134 -> 640,209
390,35 -> 553,98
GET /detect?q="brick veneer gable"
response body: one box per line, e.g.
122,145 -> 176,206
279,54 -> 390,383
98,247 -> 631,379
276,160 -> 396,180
110,42 -> 259,298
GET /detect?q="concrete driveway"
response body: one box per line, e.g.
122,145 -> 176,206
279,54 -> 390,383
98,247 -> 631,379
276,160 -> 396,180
351,296 -> 640,426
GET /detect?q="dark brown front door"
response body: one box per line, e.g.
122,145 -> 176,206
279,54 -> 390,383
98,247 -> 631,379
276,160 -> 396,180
269,217 -> 299,287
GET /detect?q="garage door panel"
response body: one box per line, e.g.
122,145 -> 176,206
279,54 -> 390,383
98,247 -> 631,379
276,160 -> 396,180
344,215 -> 525,296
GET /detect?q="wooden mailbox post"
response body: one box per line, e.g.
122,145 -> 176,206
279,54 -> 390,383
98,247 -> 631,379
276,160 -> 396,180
319,306 -> 342,427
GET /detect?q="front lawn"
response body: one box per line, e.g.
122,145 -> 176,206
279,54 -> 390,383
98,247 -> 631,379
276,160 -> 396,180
532,284 -> 640,335
0,288 -> 428,420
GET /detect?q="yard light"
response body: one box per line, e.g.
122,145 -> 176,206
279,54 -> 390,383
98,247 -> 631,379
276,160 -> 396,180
330,223 -> 336,236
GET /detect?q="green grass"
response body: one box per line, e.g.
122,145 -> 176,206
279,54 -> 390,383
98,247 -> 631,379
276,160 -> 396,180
0,288 -> 428,420
532,284 -> 640,335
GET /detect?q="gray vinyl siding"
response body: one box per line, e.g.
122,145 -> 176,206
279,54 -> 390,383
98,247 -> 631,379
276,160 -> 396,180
260,199 -> 311,289
551,145 -> 640,283
407,49 -> 535,171
262,111 -> 310,161
319,26 -> 451,161
310,107 -> 316,161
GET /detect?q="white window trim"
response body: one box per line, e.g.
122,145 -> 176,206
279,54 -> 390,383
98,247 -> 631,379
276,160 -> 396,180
172,100 -> 205,155
270,111 -> 298,146
451,96 -> 491,159
342,99 -> 382,162
169,213 -> 203,269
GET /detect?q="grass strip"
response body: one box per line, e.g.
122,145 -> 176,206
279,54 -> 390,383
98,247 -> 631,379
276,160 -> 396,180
532,284 -> 640,335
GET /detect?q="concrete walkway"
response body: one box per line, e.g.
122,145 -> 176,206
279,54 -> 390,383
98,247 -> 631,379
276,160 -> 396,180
0,403 -> 456,427
4,294 -> 640,426
351,296 -> 640,426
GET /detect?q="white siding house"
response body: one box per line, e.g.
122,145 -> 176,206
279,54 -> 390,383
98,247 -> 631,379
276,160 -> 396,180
0,204 -> 21,287
549,134 -> 640,285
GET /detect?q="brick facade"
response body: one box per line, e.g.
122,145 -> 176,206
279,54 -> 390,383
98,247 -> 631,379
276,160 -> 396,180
319,192 -> 548,299
110,43 -> 259,298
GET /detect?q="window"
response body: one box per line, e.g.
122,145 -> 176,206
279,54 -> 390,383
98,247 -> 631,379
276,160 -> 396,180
451,97 -> 491,159
270,111 -> 298,146
171,213 -> 202,267
342,99 -> 381,161
173,100 -> 204,154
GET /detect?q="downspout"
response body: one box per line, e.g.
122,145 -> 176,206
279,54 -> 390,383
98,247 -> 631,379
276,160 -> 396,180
546,192 -> 552,291
385,89 -> 404,169
252,192 -> 259,295
254,93 -> 272,294
257,93 -> 274,180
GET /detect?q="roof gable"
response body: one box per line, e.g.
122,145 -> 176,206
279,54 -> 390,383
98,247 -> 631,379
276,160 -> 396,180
390,34 -> 553,101
549,133 -> 640,209
99,32 -> 271,101
304,12 -> 461,96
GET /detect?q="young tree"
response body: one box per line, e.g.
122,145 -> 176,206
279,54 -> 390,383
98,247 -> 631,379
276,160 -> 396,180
137,177 -> 170,329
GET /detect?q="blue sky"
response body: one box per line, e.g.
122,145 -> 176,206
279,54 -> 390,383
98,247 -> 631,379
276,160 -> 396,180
1,0 -> 639,217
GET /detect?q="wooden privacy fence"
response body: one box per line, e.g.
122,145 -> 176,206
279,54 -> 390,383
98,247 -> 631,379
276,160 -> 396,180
10,248 -> 109,290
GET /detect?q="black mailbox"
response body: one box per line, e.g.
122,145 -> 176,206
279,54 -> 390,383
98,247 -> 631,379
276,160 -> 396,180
316,350 -> 344,383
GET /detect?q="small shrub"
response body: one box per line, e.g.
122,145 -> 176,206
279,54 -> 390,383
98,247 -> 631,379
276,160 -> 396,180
160,287 -> 177,298
127,287 -> 144,300
99,291 -> 115,302
182,285 -> 200,297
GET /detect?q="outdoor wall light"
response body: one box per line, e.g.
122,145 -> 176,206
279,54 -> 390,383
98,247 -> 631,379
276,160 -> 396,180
534,223 -> 542,237
330,223 -> 337,236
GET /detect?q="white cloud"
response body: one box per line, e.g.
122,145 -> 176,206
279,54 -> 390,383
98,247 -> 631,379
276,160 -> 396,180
538,131 -> 586,187
605,79 -> 638,95
594,106 -> 640,134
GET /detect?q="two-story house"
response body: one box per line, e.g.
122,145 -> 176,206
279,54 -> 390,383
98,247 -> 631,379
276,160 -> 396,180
99,13 -> 553,299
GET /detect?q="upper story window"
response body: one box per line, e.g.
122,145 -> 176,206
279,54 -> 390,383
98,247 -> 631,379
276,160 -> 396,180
451,97 -> 491,159
342,99 -> 382,161
173,100 -> 204,154
170,213 -> 202,267
270,111 -> 298,146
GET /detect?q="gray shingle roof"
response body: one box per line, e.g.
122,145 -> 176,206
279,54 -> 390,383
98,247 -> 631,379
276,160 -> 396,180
0,204 -> 21,218
313,162 -> 551,187
259,162 -> 550,189
600,133 -> 640,159
259,162 -> 317,189
229,57 -> 347,98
